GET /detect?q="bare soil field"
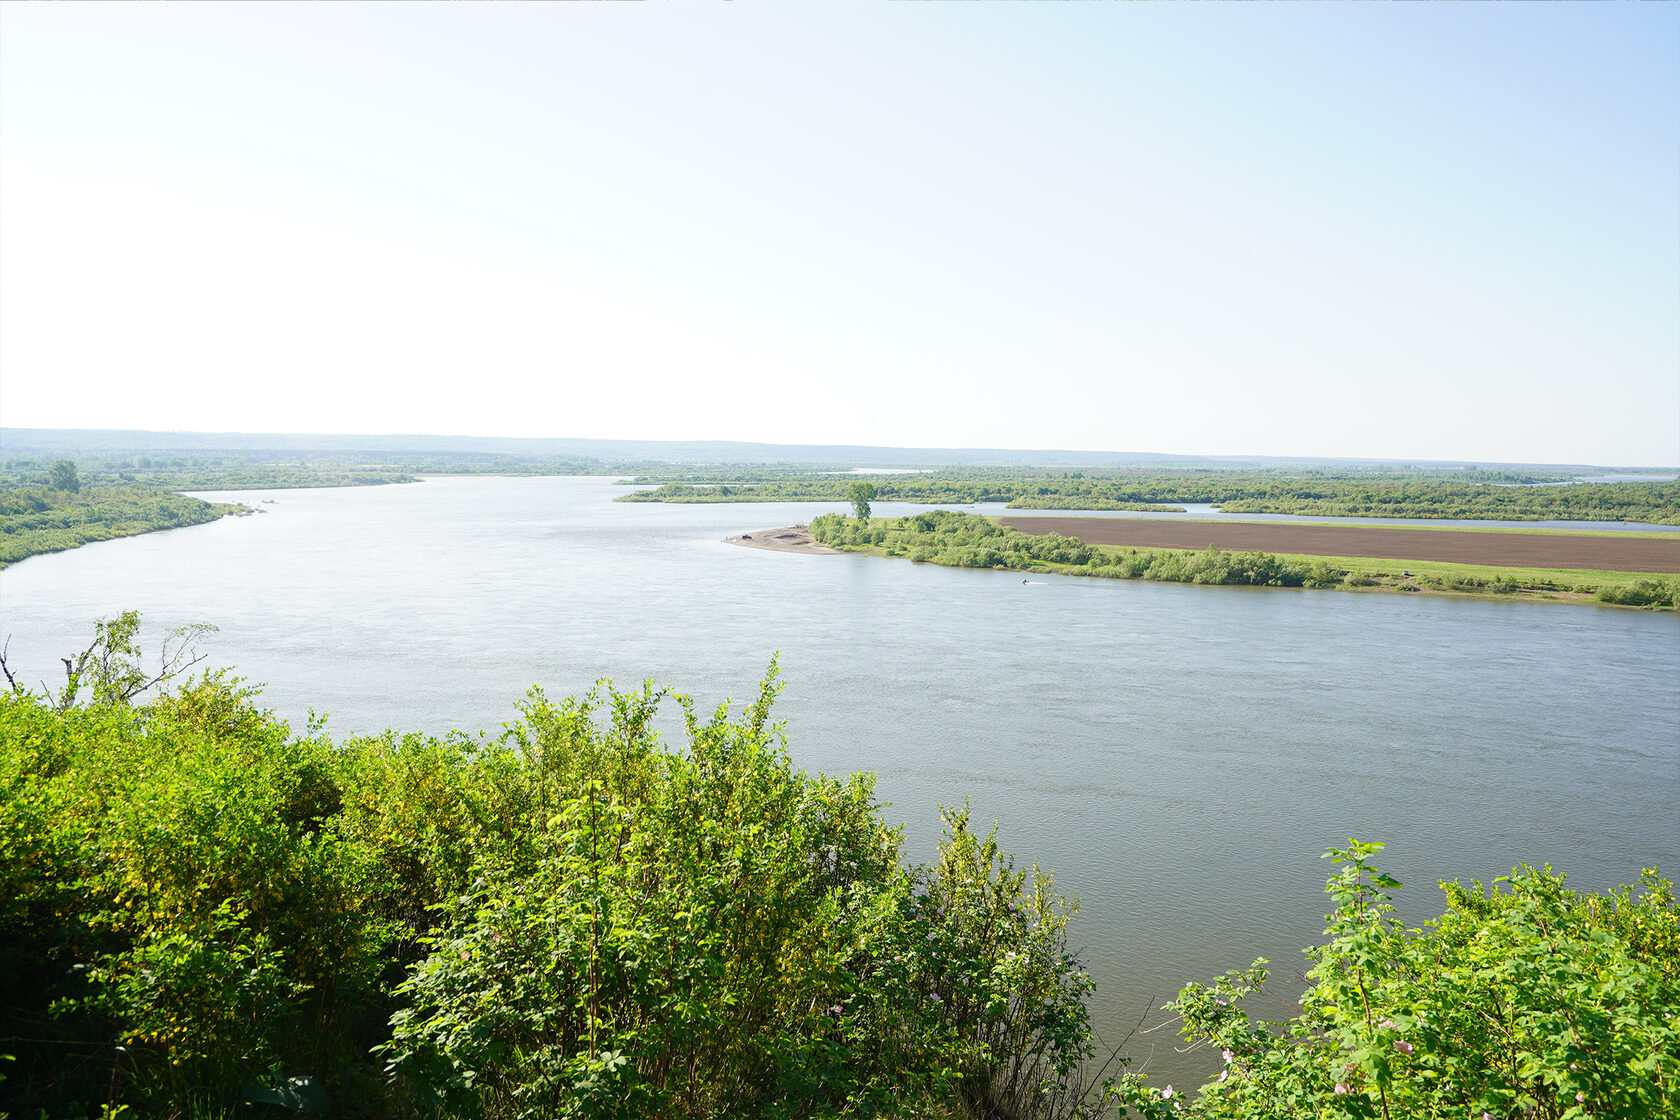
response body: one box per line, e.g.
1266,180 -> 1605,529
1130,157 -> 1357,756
999,518 -> 1680,574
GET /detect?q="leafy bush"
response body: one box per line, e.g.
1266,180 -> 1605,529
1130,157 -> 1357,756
2,625 -> 1099,1119
1111,842 -> 1679,1119
1595,578 -> 1679,609
1,673 -> 395,1114
382,672 -> 1097,1119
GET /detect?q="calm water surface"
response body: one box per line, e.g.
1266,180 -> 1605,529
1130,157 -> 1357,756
856,499 -> 1680,532
3,477 -> 1676,1087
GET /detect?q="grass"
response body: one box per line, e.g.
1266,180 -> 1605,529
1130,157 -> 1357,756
823,516 -> 1675,608
1000,517 -> 1678,603
1132,549 -> 1662,603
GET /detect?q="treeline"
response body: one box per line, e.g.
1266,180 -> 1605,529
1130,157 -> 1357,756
0,451 -> 636,494
0,484 -> 243,567
1216,478 -> 1680,524
619,468 -> 1680,525
1,646 -> 1098,1119
0,452 -> 644,566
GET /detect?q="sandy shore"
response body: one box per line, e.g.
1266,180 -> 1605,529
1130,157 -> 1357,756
725,525 -> 841,555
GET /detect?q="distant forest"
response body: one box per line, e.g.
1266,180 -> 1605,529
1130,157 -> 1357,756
12,426 -> 1619,470
617,467 -> 1680,526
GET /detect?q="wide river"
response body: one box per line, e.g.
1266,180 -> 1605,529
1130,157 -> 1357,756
3,476 -> 1676,1090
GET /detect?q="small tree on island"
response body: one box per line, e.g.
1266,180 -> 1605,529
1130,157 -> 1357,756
847,480 -> 876,523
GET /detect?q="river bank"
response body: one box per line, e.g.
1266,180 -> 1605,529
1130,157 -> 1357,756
723,525 -> 841,554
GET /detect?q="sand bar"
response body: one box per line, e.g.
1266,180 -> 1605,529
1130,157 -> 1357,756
725,525 -> 841,555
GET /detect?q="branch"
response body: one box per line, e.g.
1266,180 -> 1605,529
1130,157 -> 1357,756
0,635 -> 19,693
131,623 -> 218,700
50,635 -> 99,710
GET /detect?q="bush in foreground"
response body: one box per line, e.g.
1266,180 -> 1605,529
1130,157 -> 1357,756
0,638 -> 1094,1119
382,675 -> 1094,1119
1111,841 -> 1679,1120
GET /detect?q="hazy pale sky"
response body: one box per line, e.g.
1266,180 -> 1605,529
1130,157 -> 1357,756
2,3 -> 1676,465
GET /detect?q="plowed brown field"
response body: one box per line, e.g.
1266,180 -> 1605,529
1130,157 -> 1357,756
998,518 -> 1680,574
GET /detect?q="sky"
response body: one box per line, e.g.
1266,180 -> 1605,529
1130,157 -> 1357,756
1,3 -> 1676,466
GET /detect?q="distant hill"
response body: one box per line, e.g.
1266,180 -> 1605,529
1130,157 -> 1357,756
0,428 -> 1641,473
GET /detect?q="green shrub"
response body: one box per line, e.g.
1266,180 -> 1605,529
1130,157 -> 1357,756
1,675 -> 397,1115
2,635 -> 1099,1119
1595,578 -> 1679,608
1111,842 -> 1679,1119
382,672 -> 1097,1119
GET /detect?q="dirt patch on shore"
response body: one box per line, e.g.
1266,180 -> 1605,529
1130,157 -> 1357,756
1000,518 -> 1680,574
725,525 -> 841,555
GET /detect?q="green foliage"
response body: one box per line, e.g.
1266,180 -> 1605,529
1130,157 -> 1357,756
1213,479 -> 1680,526
1111,843 -> 1680,1120
49,459 -> 81,494
10,610 -> 219,711
0,450 -> 634,495
1,672 -> 393,1115
0,448 -> 643,565
1594,578 -> 1680,609
808,513 -> 1675,604
1413,572 -> 1524,595
616,466 -> 1679,527
847,480 -> 877,523
811,512 -> 1311,589
0,484 -> 242,567
382,670 -> 1097,1119
2,635 -> 1099,1119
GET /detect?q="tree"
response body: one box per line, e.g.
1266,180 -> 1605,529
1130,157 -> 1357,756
1,610 -> 217,710
847,480 -> 876,523
48,459 -> 80,494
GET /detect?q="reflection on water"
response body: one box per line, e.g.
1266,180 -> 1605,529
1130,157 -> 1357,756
2,477 -> 1676,1089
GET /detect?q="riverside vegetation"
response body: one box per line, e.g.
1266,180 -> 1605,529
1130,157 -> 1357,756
807,512 -> 1680,609
1,616 -> 1676,1119
0,461 -> 247,568
0,453 -> 632,567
